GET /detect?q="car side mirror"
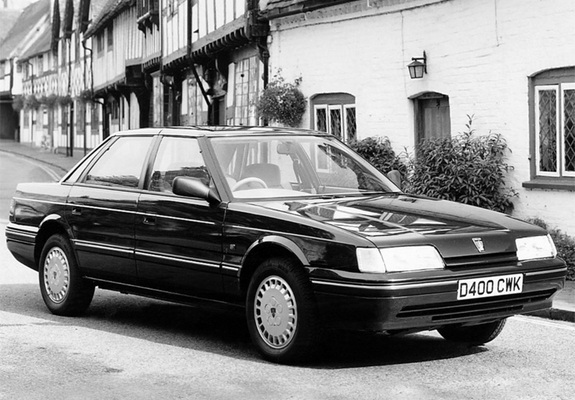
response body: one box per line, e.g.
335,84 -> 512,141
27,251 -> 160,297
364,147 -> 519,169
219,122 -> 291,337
386,170 -> 402,190
172,177 -> 221,205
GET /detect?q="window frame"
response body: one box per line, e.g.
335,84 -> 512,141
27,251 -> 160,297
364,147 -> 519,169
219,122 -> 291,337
525,67 -> 575,191
311,93 -> 356,143
80,135 -> 154,189
534,85 -> 560,178
146,135 -> 211,193
561,82 -> 575,178
107,25 -> 113,51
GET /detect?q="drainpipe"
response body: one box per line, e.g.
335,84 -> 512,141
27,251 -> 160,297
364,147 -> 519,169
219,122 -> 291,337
82,38 -> 105,143
67,37 -> 73,157
82,39 -> 90,155
24,60 -> 34,144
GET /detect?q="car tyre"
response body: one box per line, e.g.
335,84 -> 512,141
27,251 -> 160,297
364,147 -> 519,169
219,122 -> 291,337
246,257 -> 319,364
437,318 -> 507,345
39,234 -> 95,316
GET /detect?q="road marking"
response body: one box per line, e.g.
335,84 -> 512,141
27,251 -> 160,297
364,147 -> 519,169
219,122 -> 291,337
513,315 -> 575,331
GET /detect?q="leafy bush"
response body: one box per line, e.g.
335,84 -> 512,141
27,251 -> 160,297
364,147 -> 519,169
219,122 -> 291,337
257,74 -> 306,127
405,116 -> 517,213
529,218 -> 575,281
349,136 -> 408,179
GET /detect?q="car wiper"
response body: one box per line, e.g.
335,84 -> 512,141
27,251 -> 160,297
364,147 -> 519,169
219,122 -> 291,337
308,191 -> 398,201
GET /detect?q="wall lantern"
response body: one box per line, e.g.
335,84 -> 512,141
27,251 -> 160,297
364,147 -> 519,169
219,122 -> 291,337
407,51 -> 427,79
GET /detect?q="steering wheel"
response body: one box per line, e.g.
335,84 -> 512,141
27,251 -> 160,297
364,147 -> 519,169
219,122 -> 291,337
232,177 -> 268,191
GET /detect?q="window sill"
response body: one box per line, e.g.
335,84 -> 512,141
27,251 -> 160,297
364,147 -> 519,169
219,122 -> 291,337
522,178 -> 575,191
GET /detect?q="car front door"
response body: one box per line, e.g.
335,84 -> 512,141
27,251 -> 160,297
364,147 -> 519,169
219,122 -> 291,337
135,135 -> 226,299
67,135 -> 155,284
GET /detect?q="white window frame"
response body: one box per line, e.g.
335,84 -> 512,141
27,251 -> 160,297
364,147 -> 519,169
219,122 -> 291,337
314,104 -> 356,142
313,104 -> 327,132
535,85 -> 560,177
344,104 -> 356,142
561,83 -> 575,177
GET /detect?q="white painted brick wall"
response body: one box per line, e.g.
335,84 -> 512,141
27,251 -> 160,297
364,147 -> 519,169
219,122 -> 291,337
269,0 -> 575,236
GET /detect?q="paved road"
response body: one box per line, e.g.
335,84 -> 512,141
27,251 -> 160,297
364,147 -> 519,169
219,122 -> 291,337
1,152 -> 574,400
0,151 -> 59,223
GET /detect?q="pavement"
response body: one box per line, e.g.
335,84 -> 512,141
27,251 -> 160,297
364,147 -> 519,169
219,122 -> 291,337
1,139 -> 574,323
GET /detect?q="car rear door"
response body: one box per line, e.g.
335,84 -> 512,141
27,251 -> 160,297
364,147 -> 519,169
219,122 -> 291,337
67,134 -> 155,284
135,135 -> 226,299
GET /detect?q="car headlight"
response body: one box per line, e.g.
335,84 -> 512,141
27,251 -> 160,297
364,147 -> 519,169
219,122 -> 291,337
357,246 -> 445,273
516,235 -> 557,261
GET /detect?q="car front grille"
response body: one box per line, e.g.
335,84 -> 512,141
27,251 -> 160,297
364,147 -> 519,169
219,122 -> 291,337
444,252 -> 518,269
396,289 -> 556,321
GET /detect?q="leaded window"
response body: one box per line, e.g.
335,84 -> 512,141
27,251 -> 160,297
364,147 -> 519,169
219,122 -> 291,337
534,80 -> 575,178
312,93 -> 356,143
228,55 -> 259,126
527,67 -> 575,188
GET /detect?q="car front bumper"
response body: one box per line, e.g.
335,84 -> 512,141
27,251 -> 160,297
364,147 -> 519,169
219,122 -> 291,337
310,260 -> 567,332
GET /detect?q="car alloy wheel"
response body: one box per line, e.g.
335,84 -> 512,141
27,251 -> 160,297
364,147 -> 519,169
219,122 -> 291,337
246,257 -> 319,363
39,234 -> 95,316
43,246 -> 70,303
254,275 -> 298,349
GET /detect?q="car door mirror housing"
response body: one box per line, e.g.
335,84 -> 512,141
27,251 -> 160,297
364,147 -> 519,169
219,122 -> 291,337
172,177 -> 221,205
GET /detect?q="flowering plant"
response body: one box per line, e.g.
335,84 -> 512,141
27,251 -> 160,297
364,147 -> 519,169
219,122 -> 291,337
257,74 -> 306,127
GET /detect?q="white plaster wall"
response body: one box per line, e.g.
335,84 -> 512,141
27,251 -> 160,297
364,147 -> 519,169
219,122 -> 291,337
268,0 -> 575,235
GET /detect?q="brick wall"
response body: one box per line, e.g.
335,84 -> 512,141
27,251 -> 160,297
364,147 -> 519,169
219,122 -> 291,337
268,0 -> 575,235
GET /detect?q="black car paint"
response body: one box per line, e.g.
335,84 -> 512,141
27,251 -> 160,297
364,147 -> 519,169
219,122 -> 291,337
6,127 -> 567,334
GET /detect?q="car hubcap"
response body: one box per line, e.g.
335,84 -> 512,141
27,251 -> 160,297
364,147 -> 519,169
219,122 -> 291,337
43,247 -> 70,303
254,275 -> 297,349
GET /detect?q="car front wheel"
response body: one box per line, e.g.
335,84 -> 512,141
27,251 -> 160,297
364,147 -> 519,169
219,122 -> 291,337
246,257 -> 319,364
437,319 -> 507,345
39,234 -> 95,316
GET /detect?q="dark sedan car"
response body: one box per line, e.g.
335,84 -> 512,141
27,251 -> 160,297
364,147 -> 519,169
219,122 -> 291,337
6,126 -> 566,363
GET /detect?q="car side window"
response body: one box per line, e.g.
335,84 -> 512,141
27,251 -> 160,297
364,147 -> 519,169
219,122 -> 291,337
84,136 -> 153,188
148,136 -> 211,193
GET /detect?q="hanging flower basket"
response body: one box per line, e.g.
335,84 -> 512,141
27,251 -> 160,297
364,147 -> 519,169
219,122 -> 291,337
78,89 -> 95,103
57,95 -> 73,106
257,75 -> 306,127
24,94 -> 40,110
12,95 -> 24,112
39,94 -> 58,108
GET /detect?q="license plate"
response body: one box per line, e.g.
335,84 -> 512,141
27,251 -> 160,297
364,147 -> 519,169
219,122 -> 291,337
457,274 -> 523,300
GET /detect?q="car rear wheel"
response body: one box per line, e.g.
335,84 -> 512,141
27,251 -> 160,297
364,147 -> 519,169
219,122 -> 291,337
39,234 -> 95,316
437,318 -> 507,345
246,257 -> 319,364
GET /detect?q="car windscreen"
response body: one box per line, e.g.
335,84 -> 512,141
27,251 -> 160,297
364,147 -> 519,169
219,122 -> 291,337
209,135 -> 398,199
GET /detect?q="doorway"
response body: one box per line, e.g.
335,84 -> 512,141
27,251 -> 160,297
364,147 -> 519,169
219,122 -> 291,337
412,92 -> 451,143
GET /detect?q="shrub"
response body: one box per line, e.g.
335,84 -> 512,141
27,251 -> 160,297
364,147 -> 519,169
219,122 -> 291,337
349,136 -> 408,179
529,218 -> 575,281
405,116 -> 517,213
257,74 -> 306,127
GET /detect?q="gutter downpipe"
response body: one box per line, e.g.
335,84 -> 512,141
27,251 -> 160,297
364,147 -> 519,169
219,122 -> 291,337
82,38 -> 91,156
67,37 -> 73,157
82,38 -> 105,143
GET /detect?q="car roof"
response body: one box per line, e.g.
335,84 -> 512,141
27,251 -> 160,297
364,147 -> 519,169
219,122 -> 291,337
113,126 -> 330,138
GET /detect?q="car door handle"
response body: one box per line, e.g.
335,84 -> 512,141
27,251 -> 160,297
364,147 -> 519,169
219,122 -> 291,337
143,216 -> 156,225
71,208 -> 82,216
